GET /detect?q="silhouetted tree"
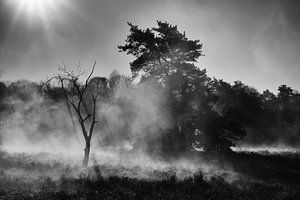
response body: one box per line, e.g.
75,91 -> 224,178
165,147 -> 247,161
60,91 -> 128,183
0,79 -> 6,137
48,62 -> 101,167
118,21 -> 204,84
120,21 -> 249,153
0,81 -> 6,108
278,85 -> 295,124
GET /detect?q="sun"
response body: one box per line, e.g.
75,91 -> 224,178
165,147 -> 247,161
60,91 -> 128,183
11,0 -> 58,18
19,0 -> 48,14
6,0 -> 73,28
7,0 -> 75,22
5,0 -> 73,45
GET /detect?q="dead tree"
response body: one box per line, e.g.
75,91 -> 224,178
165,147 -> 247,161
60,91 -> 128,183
50,61 -> 99,167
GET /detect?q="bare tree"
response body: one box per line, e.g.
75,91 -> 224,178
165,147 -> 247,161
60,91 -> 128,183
48,61 -> 99,167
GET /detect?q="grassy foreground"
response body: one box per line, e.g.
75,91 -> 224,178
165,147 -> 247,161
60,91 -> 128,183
0,151 -> 299,200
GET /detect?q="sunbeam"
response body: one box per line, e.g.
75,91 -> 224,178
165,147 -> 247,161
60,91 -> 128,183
10,0 -> 61,18
4,0 -> 74,48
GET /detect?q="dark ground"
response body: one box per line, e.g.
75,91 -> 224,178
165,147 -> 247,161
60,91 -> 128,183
0,151 -> 299,200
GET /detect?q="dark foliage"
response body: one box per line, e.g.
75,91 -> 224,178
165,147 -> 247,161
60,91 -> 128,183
0,22 -> 299,154
118,21 -> 300,152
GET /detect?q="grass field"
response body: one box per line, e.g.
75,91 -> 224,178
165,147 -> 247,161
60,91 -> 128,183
0,151 -> 299,200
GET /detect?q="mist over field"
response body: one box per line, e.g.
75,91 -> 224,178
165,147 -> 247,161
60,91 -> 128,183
0,78 -> 215,176
0,69 -> 299,183
0,0 -> 299,199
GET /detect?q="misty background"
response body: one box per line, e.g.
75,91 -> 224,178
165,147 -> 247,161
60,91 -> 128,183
0,0 -> 299,178
0,2 -> 299,200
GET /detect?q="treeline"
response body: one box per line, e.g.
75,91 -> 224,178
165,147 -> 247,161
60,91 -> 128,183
0,21 -> 299,156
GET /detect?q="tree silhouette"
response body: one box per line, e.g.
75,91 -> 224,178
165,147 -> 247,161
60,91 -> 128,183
47,61 -> 101,167
278,85 -> 295,124
119,21 -> 249,153
118,21 -> 203,84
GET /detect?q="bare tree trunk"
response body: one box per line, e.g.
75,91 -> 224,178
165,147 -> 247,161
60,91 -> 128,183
83,140 -> 90,167
50,61 -> 98,168
82,95 -> 97,167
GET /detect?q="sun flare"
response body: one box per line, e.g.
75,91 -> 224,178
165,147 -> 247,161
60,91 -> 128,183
5,0 -> 73,46
8,0 -> 72,20
12,0 -> 56,17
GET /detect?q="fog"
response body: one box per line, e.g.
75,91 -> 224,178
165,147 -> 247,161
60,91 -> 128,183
0,73 -> 298,184
0,77 -> 234,181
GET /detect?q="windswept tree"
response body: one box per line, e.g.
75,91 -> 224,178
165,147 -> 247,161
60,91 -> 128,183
46,61 -> 104,167
119,21 -> 211,152
118,21 -> 205,84
119,21 -> 248,153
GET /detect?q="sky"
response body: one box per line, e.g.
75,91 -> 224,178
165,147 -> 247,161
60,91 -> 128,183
0,0 -> 299,93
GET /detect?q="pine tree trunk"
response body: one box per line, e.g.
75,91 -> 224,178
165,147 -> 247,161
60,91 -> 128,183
82,141 -> 90,167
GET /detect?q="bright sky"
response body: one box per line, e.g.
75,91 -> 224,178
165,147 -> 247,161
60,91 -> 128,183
0,0 -> 299,93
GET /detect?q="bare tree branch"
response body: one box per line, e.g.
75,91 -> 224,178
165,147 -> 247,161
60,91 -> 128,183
83,114 -> 92,122
46,61 -> 99,167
